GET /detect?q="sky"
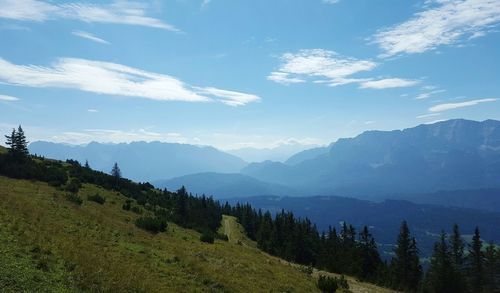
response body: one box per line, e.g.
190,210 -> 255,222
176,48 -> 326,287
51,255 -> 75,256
0,0 -> 499,150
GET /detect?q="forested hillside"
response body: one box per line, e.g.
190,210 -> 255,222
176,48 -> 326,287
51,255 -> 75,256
1,127 -> 499,292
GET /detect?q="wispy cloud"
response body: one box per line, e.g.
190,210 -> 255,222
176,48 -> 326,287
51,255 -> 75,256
0,0 -> 179,31
268,49 -> 377,86
72,30 -> 109,44
87,109 -> 98,113
373,0 -> 500,57
0,94 -> 19,101
267,72 -> 305,85
429,98 -> 497,112
417,113 -> 441,119
0,57 -> 260,106
195,87 -> 260,107
415,89 -> 446,100
322,0 -> 340,4
359,78 -> 419,89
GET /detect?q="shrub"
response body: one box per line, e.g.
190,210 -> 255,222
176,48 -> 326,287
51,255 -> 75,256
122,199 -> 132,211
200,231 -> 215,244
135,216 -> 167,233
65,193 -> 83,205
65,178 -> 81,193
317,275 -> 349,293
87,193 -> 106,204
317,275 -> 338,293
131,206 -> 143,214
214,233 -> 229,241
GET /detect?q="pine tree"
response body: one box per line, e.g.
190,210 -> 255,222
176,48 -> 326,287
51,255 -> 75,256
111,162 -> 121,179
84,160 -> 90,169
391,221 -> 422,292
451,224 -> 465,268
483,243 -> 500,292
468,226 -> 484,291
425,231 -> 467,293
4,128 -> 16,151
14,125 -> 29,158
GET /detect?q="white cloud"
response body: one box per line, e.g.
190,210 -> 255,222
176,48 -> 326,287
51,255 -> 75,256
415,89 -> 446,100
322,0 -> 340,4
87,109 -> 98,112
49,128 -> 189,145
267,72 -> 305,85
417,113 -> 441,119
429,98 -> 497,112
373,0 -> 500,57
359,78 -> 419,89
0,57 -> 260,106
0,0 -> 179,31
195,87 -> 261,106
268,49 -> 377,86
0,94 -> 19,101
72,30 -> 109,44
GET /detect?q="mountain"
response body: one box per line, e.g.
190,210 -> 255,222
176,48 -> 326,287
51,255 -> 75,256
284,145 -> 330,165
154,172 -> 296,198
242,119 -> 500,196
29,141 -> 247,182
384,188 -> 500,213
228,195 -> 500,258
226,142 -> 321,163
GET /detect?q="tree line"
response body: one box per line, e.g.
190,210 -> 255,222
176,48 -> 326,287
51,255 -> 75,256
226,201 -> 500,292
1,126 -> 499,292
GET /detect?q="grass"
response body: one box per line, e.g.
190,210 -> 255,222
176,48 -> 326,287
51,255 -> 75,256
220,215 -> 399,293
0,146 -> 7,154
0,176 -> 320,292
0,175 -> 398,292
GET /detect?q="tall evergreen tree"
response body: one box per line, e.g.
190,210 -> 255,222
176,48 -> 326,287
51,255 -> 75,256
425,231 -> 467,293
111,162 -> 121,179
391,221 -> 422,292
468,227 -> 484,291
4,128 -> 15,151
14,125 -> 29,158
451,224 -> 465,268
483,243 -> 500,292
84,160 -> 90,169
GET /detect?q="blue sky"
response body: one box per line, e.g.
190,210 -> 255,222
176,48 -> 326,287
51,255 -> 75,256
0,0 -> 499,150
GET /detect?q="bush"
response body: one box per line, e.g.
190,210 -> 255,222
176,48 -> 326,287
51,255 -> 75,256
65,178 -> 81,193
65,193 -> 83,205
214,233 -> 229,241
200,231 -> 215,244
122,199 -> 132,211
135,216 -> 167,233
131,206 -> 143,214
87,193 -> 106,204
317,275 -> 349,293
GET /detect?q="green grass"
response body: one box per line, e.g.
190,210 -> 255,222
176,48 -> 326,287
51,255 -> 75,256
0,146 -> 7,154
0,176 -> 321,292
0,175 -> 397,292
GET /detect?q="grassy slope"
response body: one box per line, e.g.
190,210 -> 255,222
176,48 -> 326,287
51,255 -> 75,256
0,176 -> 320,292
220,215 -> 399,293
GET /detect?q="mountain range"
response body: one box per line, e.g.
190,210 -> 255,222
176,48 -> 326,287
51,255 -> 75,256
29,141 -> 246,182
29,119 -> 500,214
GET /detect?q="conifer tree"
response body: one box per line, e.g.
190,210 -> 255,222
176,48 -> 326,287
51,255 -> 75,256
14,125 -> 29,158
391,221 -> 422,292
84,160 -> 90,169
468,226 -> 484,291
111,162 -> 121,179
425,231 -> 467,293
483,243 -> 500,292
451,223 -> 465,269
4,128 -> 15,151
